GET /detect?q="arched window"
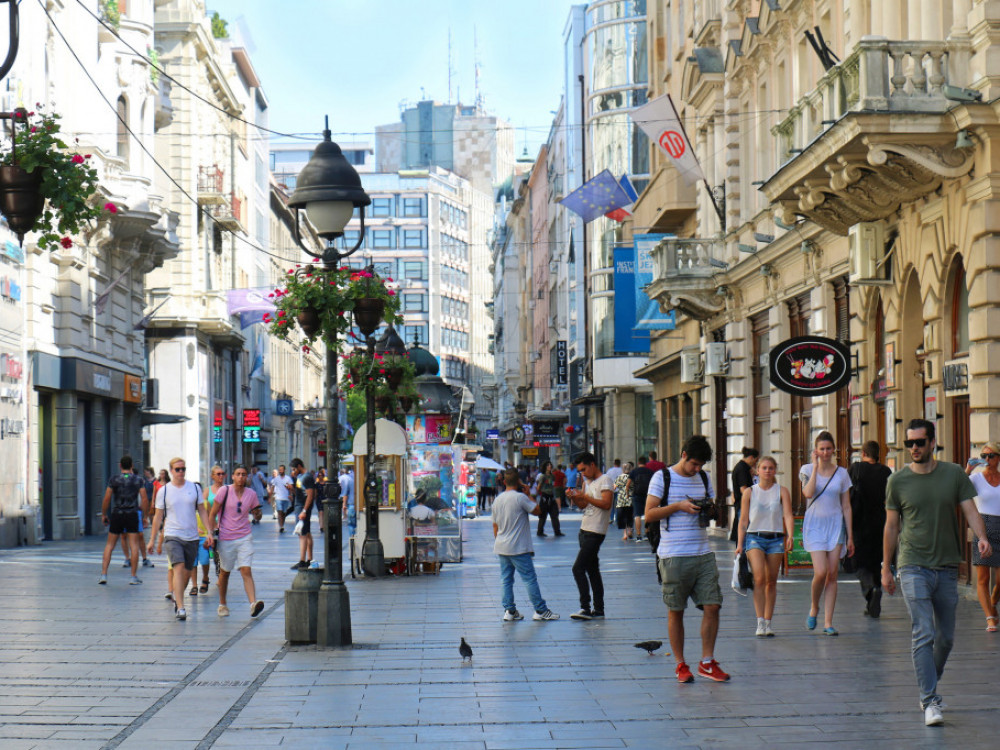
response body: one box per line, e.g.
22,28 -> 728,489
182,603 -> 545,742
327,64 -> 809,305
116,96 -> 129,166
951,263 -> 970,356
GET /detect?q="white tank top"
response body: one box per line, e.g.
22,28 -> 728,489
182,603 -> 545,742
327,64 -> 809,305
747,483 -> 783,533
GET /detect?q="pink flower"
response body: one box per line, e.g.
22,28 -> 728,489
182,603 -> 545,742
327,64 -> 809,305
72,154 -> 84,164
379,368 -> 386,374
267,293 -> 274,298
303,345 -> 311,353
262,314 -> 271,322
30,126 -> 36,133
84,154 -> 92,159
60,237 -> 73,248
104,202 -> 117,213
386,277 -> 393,282
387,290 -> 396,296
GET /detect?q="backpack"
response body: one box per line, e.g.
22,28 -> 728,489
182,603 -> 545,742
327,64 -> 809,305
645,467 -> 710,553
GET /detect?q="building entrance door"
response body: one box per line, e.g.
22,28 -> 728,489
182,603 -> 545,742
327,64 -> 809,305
952,396 -> 971,583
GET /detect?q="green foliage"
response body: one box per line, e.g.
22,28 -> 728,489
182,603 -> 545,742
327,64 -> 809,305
147,45 -> 161,84
100,0 -> 121,31
265,266 -> 402,351
339,348 -> 422,419
211,11 -> 229,39
345,388 -> 367,432
0,109 -> 109,249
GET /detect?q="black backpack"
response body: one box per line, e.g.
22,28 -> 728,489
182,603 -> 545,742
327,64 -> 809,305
645,467 -> 710,553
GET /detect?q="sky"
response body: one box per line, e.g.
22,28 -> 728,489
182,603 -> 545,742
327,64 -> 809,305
207,0 -> 579,156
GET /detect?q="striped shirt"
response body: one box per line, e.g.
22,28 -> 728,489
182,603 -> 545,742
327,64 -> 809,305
648,468 -> 715,558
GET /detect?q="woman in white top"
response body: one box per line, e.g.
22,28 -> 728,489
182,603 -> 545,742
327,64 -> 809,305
800,431 -> 854,636
736,456 -> 793,637
966,441 -> 1000,631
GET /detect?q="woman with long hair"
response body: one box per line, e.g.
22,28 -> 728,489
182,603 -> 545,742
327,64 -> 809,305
967,442 -> 1000,631
800,431 -> 854,635
736,456 -> 793,636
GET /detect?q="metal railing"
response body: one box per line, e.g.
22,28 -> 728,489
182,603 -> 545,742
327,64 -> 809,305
650,237 -> 724,280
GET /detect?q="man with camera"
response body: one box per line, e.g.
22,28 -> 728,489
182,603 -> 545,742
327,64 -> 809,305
645,435 -> 729,683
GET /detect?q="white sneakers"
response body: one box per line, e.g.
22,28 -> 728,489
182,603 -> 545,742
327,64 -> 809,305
756,620 -> 766,637
924,704 -> 944,726
218,604 -> 230,617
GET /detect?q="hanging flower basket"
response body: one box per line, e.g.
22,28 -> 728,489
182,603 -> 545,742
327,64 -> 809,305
265,265 -> 401,351
0,108 -> 110,248
353,297 -> 385,336
296,307 -> 321,337
339,348 -> 420,416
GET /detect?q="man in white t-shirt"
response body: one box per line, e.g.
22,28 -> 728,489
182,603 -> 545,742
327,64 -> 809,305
493,468 -> 559,622
566,451 -> 613,620
269,464 -> 294,533
147,456 -> 212,620
645,435 -> 729,684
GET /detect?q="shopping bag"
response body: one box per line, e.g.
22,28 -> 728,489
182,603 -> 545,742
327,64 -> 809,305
738,550 -> 755,591
293,519 -> 304,536
731,554 -> 748,597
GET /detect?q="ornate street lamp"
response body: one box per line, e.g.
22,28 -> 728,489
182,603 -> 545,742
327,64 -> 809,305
286,118 -> 372,647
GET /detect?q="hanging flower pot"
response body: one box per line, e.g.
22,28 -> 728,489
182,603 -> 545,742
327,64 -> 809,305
297,307 -> 321,337
374,394 -> 391,413
399,395 -> 413,413
353,297 -> 385,336
0,166 -> 45,242
386,366 -> 403,388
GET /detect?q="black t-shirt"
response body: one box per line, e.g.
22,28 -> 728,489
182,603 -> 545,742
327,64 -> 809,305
849,461 -> 892,539
629,466 -> 654,503
731,460 -> 753,504
293,471 -> 316,510
108,472 -> 144,512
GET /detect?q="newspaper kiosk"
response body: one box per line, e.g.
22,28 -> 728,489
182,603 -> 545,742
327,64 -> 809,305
351,418 -> 409,576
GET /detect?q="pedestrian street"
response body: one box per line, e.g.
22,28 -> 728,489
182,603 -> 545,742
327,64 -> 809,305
0,510 -> 997,749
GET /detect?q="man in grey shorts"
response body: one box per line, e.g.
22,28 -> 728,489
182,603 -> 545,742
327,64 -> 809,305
645,435 -> 729,684
147,457 -> 211,620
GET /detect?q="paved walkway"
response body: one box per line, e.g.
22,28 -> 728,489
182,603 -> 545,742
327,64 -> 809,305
0,508 -> 998,749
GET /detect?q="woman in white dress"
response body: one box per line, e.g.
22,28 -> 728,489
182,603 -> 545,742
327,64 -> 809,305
800,431 -> 854,635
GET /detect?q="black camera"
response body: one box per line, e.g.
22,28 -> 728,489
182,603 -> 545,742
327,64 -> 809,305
690,497 -> 716,528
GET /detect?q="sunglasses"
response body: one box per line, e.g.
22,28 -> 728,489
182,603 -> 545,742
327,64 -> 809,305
237,501 -> 243,513
173,466 -> 187,472
983,453 -> 999,460
903,438 -> 928,448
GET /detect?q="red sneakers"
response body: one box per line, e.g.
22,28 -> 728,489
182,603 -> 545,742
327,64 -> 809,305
697,659 -> 730,682
675,662 -> 694,683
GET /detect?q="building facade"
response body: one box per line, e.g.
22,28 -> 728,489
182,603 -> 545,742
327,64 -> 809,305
638,0 -> 1000,582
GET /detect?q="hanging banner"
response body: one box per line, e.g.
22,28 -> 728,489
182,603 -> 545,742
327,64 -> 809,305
769,336 -> 852,397
634,234 -> 677,331
612,246 -> 650,353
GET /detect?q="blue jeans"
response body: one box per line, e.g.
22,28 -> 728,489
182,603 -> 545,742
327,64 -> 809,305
499,553 -> 547,614
898,565 -> 958,709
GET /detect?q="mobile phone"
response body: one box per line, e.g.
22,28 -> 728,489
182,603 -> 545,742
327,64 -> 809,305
969,457 -> 985,467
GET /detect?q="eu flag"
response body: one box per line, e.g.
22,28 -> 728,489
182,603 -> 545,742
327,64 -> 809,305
559,169 -> 631,223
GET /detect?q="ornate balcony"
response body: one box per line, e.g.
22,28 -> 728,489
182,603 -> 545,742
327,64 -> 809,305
762,37 -> 977,235
645,238 -> 726,321
197,165 -> 226,205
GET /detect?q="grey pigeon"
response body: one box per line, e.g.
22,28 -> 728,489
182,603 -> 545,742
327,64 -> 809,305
635,640 -> 662,655
459,637 -> 473,662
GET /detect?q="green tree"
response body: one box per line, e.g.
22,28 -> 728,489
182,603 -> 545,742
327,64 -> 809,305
210,11 -> 228,39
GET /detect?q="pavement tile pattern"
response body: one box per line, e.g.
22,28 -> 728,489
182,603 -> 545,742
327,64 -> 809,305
0,507 -> 997,748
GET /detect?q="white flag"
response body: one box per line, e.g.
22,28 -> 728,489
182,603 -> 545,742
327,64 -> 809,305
631,94 -> 706,186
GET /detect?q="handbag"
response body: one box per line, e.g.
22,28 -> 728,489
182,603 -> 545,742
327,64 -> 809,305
737,550 -> 755,590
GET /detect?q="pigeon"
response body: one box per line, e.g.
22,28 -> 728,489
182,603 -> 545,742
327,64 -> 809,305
459,637 -> 473,662
635,640 -> 663,656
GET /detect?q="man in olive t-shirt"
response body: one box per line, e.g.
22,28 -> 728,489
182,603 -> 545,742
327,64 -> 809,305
882,419 -> 991,727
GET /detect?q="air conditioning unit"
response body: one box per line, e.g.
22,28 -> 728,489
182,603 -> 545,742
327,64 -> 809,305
705,342 -> 728,376
848,221 -> 891,285
680,350 -> 702,384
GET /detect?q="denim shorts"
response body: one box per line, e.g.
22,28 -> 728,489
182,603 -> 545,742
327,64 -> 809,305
745,532 -> 785,556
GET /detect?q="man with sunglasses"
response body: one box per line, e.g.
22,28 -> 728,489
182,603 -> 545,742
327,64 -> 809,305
208,465 -> 264,618
147,457 -> 211,620
883,419 -> 992,727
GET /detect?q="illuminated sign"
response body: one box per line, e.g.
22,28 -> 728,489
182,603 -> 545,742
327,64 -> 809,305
242,408 -> 261,443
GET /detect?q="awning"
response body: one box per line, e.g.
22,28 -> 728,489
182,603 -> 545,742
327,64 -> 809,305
571,392 -> 606,407
140,411 -> 190,426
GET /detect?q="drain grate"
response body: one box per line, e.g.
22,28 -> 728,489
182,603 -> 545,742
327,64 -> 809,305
188,680 -> 252,688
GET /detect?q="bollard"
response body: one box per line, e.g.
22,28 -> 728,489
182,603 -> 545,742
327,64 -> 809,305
284,568 -> 323,644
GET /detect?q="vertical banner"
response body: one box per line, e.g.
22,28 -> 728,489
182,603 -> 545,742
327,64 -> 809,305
556,341 -> 568,384
612,246 -> 650,353
633,234 -> 677,331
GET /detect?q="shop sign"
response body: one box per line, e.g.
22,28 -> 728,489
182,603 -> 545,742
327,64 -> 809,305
242,408 -> 261,443
0,417 -> 24,439
0,275 -> 21,302
942,358 -> 969,396
532,421 -> 561,446
871,377 -> 889,402
924,388 -> 939,423
556,341 -> 568,384
225,403 -> 236,420
0,386 -> 21,402
522,447 -> 539,457
486,429 -> 499,440
124,374 -> 142,404
213,409 -> 223,443
0,352 -> 22,381
275,398 -> 293,416
768,336 -> 851,397
406,414 -> 453,444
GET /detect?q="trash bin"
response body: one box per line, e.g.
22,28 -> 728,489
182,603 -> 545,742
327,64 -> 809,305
285,568 -> 323,644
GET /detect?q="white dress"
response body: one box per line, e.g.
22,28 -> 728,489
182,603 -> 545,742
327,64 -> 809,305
800,464 -> 852,553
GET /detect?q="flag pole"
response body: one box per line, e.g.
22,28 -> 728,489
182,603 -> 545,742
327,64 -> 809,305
665,95 -> 725,231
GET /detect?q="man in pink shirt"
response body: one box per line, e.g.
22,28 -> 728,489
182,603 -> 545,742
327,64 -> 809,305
208,465 -> 264,618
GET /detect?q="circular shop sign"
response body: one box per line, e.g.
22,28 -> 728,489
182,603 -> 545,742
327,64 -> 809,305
768,336 -> 851,397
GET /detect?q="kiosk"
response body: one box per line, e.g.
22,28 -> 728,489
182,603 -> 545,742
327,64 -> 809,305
351,418 -> 410,576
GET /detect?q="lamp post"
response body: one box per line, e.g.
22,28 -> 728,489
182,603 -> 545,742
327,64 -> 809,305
286,117 -> 372,647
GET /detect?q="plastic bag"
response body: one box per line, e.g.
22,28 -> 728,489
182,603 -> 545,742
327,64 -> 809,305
731,554 -> 748,597
293,519 -> 304,536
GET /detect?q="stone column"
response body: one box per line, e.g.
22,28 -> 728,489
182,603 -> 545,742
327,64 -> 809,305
54,392 -> 79,540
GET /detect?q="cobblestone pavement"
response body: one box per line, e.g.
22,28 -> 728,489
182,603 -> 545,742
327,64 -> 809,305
0,508 -> 998,749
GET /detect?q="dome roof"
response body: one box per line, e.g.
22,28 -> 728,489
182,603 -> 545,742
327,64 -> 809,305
408,344 -> 440,377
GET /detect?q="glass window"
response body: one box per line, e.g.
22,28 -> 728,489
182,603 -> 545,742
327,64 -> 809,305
371,229 -> 395,249
402,229 -> 425,248
372,260 -> 395,279
402,197 -> 425,217
403,293 -> 426,312
371,197 -> 392,217
403,260 -> 426,279
404,323 -> 428,345
342,230 -> 361,248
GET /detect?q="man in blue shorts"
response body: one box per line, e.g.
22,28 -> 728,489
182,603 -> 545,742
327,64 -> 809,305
269,464 -> 294,533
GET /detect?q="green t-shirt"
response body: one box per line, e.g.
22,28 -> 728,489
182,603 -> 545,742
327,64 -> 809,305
885,461 -> 976,569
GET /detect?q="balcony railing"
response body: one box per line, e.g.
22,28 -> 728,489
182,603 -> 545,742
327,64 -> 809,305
650,238 -> 724,280
772,38 -> 972,165
209,193 -> 244,232
197,165 -> 226,204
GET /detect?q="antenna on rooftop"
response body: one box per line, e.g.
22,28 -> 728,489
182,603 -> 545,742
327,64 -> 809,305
448,27 -> 454,104
474,26 -> 483,111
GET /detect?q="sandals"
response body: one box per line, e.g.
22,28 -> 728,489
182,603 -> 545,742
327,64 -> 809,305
189,586 -> 198,596
987,616 -> 998,632
199,581 -> 209,593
